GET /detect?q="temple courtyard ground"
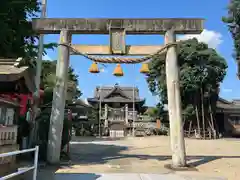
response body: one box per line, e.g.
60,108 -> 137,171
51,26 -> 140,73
26,136 -> 240,180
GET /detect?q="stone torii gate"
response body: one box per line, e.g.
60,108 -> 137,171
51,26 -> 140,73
32,18 -> 204,166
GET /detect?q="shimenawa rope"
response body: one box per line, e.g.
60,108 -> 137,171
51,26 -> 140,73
58,42 -> 178,64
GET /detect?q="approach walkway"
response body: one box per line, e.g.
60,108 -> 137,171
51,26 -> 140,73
24,136 -> 234,180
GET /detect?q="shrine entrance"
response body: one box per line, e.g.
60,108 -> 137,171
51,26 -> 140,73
32,18 -> 204,167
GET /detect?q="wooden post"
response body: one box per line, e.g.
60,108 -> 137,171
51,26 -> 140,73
188,121 -> 192,137
125,104 -> 128,124
165,29 -> 186,167
104,104 -> 108,127
47,29 -> 71,164
104,104 -> 108,118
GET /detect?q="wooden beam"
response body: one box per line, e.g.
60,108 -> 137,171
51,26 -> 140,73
32,18 -> 204,34
70,45 -> 165,56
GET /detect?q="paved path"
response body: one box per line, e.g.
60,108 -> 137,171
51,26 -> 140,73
55,173 -> 226,180
67,136 -> 239,179
23,168 -> 227,180
24,136 -> 238,180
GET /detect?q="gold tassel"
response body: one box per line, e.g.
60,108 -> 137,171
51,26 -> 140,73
113,64 -> 124,77
89,62 -> 100,73
140,63 -> 150,74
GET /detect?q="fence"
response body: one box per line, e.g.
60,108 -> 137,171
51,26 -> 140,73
0,126 -> 17,146
0,146 -> 39,180
109,130 -> 124,138
184,128 -> 217,139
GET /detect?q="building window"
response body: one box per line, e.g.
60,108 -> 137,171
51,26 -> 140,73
0,107 -> 6,125
0,107 -> 15,126
230,116 -> 240,125
6,108 -> 14,125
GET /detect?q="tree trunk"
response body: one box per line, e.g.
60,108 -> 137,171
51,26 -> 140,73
194,96 -> 201,135
201,86 -> 205,139
183,116 -> 186,129
188,120 -> 192,137
208,119 -> 213,139
209,98 -> 218,139
195,105 -> 201,135
208,99 -> 215,130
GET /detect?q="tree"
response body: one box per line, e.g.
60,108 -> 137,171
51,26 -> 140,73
147,38 -> 227,137
145,104 -> 164,120
222,0 -> 240,77
222,0 -> 240,60
41,60 -> 82,105
0,0 -> 55,64
145,107 -> 159,118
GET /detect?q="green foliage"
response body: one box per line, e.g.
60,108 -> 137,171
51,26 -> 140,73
0,0 -> 39,58
0,0 -> 56,65
147,38 -> 227,129
145,107 -> 158,117
145,105 -> 163,119
41,60 -> 82,104
222,0 -> 240,59
87,108 -> 99,122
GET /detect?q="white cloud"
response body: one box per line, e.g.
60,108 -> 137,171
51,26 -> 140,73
178,29 -> 223,49
42,54 -> 52,61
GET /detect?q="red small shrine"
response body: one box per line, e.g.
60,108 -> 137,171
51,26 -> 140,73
0,58 -> 38,172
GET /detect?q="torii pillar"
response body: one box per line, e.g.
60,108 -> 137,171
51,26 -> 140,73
46,29 -> 71,163
165,29 -> 186,166
32,18 -> 204,165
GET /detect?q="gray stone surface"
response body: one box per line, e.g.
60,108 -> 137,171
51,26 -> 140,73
23,137 -> 235,180
55,173 -> 227,180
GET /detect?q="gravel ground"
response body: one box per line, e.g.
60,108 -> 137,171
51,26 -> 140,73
54,136 -> 239,180
23,136 -> 239,180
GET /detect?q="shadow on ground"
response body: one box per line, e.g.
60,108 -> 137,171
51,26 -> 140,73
69,140 -> 240,168
24,166 -> 102,180
55,173 -> 101,180
22,138 -> 239,180
71,136 -> 125,142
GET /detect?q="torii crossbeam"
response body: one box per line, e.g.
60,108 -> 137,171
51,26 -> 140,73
32,18 -> 204,167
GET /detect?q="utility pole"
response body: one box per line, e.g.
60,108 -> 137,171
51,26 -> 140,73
132,85 -> 135,136
99,86 -> 102,137
47,29 -> 71,164
29,0 -> 47,147
34,0 -> 47,106
164,29 -> 186,167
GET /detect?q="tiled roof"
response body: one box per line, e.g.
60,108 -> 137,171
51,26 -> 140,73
0,58 -> 35,92
0,58 -> 27,77
70,99 -> 93,108
0,94 -> 19,107
88,84 -> 145,103
93,84 -> 141,100
217,97 -> 240,110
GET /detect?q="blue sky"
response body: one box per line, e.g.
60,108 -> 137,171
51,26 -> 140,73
42,0 -> 240,106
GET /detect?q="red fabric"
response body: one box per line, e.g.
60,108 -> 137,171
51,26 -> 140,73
0,93 -> 28,115
0,90 -> 44,116
0,94 -> 19,103
19,94 -> 30,115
